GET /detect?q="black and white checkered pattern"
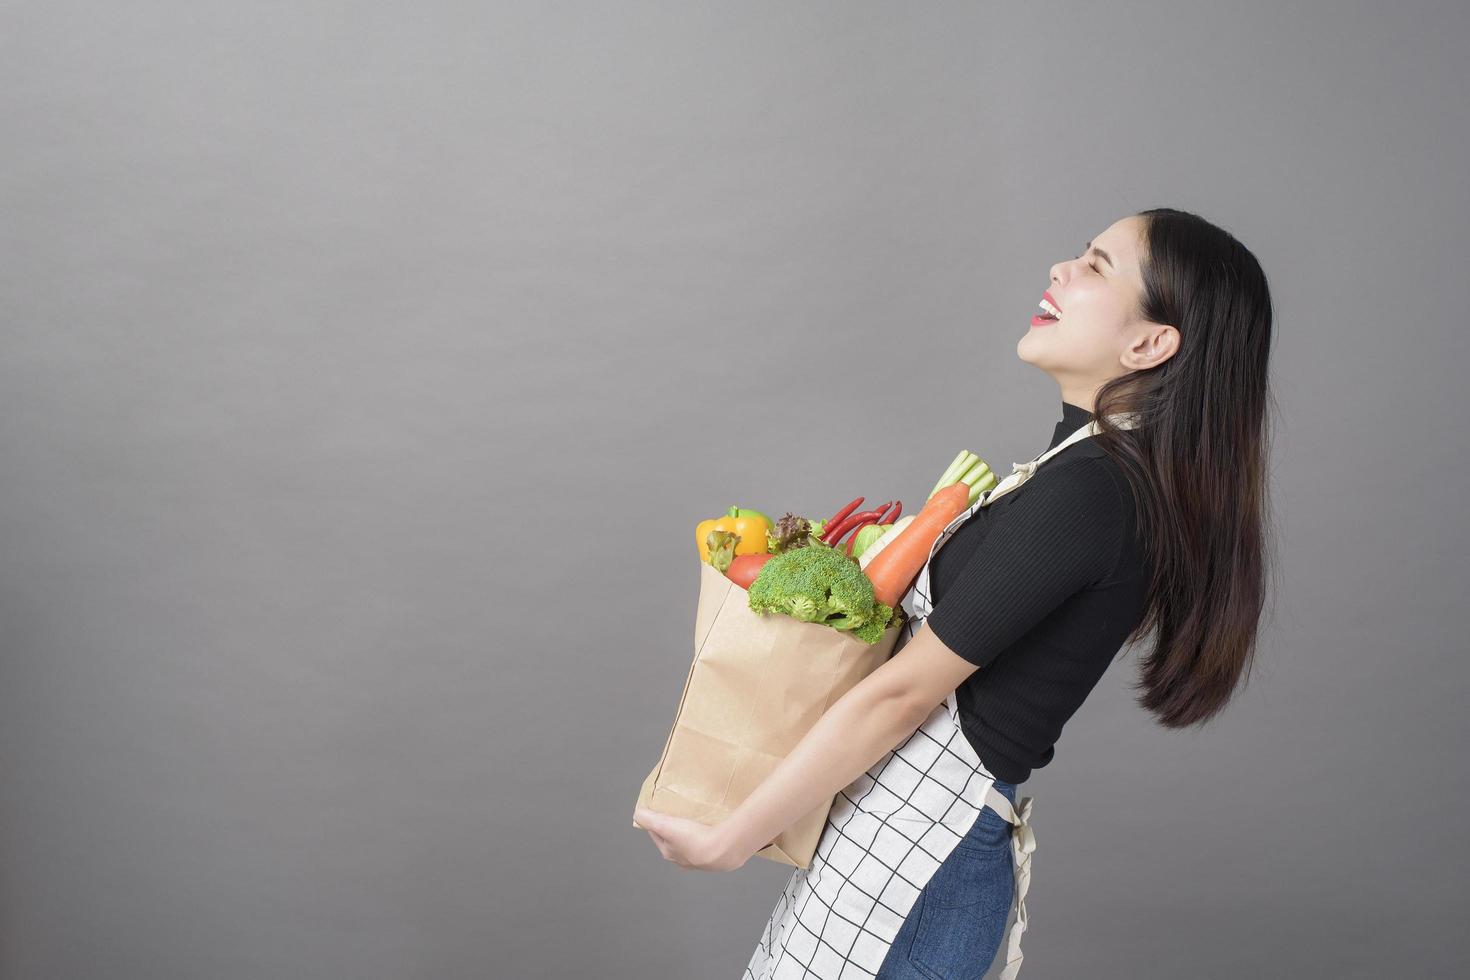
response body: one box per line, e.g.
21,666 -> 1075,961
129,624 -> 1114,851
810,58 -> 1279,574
739,671 -> 1004,978
741,422 -> 1116,978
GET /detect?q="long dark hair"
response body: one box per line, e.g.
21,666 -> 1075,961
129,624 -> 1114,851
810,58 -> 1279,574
1091,207 -> 1279,728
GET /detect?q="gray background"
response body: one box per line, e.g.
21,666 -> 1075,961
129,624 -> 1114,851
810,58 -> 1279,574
2,1 -> 1465,977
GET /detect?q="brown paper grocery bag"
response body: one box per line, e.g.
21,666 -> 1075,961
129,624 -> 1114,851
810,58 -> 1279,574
634,559 -> 904,869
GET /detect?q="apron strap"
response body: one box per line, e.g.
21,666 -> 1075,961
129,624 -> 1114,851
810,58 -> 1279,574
910,413 -> 1140,970
982,414 -> 1129,508
983,783 -> 1037,980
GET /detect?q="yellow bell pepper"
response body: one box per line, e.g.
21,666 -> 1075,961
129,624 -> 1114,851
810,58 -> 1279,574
695,506 -> 773,563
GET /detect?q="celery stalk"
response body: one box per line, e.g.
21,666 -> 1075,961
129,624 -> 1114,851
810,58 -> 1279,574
929,450 -> 975,501
953,457 -> 986,486
958,459 -> 992,487
966,471 -> 999,507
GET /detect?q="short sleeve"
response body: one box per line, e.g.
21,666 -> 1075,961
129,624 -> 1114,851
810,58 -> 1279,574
924,457 -> 1124,667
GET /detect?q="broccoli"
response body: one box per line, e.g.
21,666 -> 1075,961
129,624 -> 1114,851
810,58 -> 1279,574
746,543 -> 897,644
848,602 -> 897,645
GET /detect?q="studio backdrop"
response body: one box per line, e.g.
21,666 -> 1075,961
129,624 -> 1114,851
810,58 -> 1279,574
2,2 -> 1466,978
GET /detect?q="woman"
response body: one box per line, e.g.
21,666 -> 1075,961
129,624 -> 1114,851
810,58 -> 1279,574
635,207 -> 1276,978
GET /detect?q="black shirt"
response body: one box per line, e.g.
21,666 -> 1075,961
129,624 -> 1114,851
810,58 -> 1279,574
922,400 -> 1149,784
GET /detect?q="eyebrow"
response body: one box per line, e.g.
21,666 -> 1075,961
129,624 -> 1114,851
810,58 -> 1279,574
1083,241 -> 1115,271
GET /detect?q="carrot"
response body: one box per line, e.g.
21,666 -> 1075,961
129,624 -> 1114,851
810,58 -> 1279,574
861,483 -> 972,609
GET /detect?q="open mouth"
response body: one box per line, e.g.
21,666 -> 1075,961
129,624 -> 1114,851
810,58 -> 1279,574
1032,296 -> 1061,326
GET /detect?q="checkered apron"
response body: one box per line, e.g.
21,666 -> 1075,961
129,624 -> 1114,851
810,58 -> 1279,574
742,417 -> 1128,979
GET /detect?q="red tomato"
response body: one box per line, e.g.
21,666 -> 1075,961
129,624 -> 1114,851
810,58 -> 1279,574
726,553 -> 775,590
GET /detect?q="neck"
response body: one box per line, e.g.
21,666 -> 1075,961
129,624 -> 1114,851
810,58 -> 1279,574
1051,398 -> 1096,450
1058,385 -> 1096,413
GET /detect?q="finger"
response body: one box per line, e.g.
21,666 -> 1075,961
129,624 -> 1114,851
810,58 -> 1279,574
649,834 -> 677,863
656,839 -> 685,866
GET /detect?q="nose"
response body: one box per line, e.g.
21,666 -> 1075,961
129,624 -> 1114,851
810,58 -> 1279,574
1049,255 -> 1081,288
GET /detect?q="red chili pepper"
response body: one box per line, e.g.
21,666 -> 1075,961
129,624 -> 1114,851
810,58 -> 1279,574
820,517 -> 855,545
822,512 -> 866,545
845,517 -> 881,555
871,502 -> 897,525
824,509 -> 879,545
823,496 -> 864,534
853,503 -> 893,529
885,501 -> 902,523
823,503 -> 891,545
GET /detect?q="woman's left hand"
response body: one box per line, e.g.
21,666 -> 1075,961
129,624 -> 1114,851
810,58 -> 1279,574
633,807 -> 754,872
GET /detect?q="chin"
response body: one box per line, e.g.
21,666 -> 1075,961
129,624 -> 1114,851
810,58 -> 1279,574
1015,331 -> 1038,365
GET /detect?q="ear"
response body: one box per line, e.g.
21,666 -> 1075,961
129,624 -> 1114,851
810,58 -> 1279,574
1121,323 -> 1179,370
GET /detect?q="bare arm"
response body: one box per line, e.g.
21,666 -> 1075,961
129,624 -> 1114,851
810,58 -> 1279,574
718,622 -> 980,860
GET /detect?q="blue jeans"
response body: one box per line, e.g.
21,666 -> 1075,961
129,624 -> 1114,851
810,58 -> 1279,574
874,778 -> 1019,979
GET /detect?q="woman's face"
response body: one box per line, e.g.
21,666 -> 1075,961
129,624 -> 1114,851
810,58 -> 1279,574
1017,215 -> 1176,391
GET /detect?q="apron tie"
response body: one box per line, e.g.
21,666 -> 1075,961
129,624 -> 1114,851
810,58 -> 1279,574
973,459 -> 1042,511
1010,459 -> 1042,481
983,784 -> 1037,980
